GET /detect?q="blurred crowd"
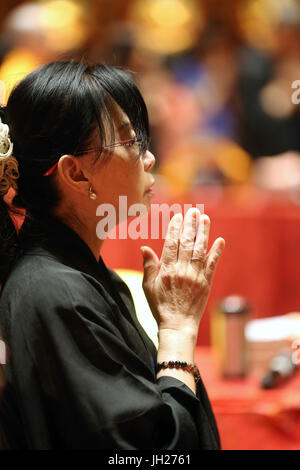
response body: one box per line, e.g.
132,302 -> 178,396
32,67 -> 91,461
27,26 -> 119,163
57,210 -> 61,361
1,0 -> 300,196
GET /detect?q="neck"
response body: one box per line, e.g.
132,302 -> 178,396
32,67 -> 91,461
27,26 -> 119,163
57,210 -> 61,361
56,212 -> 106,262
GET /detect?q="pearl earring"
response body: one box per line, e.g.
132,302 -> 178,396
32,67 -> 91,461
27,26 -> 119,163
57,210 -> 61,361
89,186 -> 97,200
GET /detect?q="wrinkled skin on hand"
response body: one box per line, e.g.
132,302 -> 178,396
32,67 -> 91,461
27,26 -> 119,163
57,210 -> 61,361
141,208 -> 225,335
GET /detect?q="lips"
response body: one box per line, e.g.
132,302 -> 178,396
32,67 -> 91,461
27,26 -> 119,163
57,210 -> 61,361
145,180 -> 155,193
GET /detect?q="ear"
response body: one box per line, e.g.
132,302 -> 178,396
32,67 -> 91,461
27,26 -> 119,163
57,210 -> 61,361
56,154 -> 90,195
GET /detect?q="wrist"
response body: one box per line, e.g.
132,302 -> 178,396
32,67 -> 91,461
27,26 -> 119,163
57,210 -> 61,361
158,326 -> 197,345
157,328 -> 197,364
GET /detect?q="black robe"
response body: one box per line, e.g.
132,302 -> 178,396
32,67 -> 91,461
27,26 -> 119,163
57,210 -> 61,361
0,216 -> 220,450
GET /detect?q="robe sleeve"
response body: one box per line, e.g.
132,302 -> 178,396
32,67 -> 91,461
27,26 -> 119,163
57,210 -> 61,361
5,269 -> 220,450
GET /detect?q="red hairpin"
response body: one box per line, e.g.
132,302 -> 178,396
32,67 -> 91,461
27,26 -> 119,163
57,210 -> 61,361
43,162 -> 58,176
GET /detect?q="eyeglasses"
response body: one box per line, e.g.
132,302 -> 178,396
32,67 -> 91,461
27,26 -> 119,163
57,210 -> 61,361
43,138 -> 144,176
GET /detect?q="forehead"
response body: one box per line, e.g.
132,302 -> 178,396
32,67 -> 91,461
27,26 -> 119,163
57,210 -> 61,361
85,104 -> 134,152
111,106 -> 132,132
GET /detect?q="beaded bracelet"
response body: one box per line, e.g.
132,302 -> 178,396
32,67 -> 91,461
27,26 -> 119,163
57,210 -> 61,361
156,361 -> 201,384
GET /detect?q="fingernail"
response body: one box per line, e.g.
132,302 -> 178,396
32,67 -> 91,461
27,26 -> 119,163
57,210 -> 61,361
218,238 -> 225,249
201,214 -> 210,222
173,212 -> 183,221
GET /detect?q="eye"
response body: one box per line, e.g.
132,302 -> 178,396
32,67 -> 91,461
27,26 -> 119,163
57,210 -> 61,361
124,138 -> 137,147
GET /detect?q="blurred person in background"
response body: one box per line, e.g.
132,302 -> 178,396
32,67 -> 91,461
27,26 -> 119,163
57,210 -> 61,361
238,5 -> 300,158
172,25 -> 240,141
155,24 -> 252,192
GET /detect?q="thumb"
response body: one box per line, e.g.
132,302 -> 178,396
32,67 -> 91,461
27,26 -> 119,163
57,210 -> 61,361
140,246 -> 160,286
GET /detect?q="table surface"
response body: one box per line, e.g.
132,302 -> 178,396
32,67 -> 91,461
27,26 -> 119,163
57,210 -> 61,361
195,346 -> 300,450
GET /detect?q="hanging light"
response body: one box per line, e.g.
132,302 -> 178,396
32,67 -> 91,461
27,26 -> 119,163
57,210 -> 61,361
39,0 -> 89,52
239,0 -> 300,51
129,0 -> 203,54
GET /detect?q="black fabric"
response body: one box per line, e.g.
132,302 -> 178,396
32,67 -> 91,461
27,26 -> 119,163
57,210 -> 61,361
0,216 -> 221,449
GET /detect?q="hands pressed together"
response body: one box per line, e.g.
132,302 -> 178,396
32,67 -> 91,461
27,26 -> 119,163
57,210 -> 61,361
141,208 -> 225,336
141,208 -> 225,392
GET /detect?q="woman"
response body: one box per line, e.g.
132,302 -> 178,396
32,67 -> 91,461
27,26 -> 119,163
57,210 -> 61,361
0,61 -> 225,449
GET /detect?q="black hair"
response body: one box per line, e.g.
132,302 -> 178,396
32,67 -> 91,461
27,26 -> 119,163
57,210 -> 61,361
0,60 -> 149,285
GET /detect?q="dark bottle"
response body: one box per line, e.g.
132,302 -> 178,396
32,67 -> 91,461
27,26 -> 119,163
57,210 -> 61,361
261,350 -> 296,389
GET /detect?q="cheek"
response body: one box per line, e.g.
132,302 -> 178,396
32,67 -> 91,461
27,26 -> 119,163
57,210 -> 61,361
122,159 -> 144,187
94,158 -> 145,203
125,170 -> 145,201
133,161 -> 146,190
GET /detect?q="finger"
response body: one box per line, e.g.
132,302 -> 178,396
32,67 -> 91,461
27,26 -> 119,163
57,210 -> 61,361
192,214 -> 210,264
160,212 -> 183,267
204,237 -> 225,284
202,214 -> 210,253
178,208 -> 200,264
141,246 -> 160,289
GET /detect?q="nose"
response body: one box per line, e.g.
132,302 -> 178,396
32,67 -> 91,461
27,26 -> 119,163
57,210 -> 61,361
143,150 -> 155,172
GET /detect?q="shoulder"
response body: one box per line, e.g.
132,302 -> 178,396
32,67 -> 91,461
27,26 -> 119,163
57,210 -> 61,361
0,253 -> 112,325
3,253 -> 84,297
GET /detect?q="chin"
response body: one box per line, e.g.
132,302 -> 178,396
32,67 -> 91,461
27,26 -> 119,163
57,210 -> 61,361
143,193 -> 153,209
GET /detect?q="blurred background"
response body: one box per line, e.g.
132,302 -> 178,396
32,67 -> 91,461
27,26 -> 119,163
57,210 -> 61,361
2,0 -> 300,450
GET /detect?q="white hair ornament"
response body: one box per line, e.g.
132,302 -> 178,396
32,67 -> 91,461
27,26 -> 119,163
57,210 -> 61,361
0,112 -> 19,197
